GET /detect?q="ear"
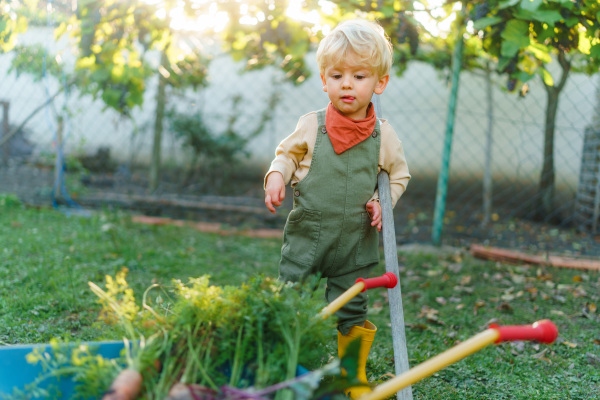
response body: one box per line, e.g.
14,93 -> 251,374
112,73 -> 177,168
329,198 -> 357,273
374,75 -> 389,95
320,74 -> 327,92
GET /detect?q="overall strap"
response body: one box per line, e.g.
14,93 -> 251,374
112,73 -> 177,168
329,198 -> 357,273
317,108 -> 327,129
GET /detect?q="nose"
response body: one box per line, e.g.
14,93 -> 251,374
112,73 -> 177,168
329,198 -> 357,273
341,74 -> 352,89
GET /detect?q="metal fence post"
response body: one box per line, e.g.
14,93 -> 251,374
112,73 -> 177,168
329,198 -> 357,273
432,11 -> 465,246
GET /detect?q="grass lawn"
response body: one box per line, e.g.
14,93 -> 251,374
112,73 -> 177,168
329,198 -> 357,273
1,194 -> 599,399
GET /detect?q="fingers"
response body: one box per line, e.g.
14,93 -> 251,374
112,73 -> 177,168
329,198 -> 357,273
265,194 -> 277,214
264,172 -> 285,214
280,185 -> 286,201
367,201 -> 382,232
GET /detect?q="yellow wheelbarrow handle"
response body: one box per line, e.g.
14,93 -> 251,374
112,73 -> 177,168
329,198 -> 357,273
359,319 -> 558,400
318,272 -> 398,320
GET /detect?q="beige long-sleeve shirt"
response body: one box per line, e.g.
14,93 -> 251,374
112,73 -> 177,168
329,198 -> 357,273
266,111 -> 410,207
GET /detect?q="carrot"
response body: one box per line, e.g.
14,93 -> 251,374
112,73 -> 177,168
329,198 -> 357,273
102,368 -> 143,400
166,383 -> 218,400
166,383 -> 190,400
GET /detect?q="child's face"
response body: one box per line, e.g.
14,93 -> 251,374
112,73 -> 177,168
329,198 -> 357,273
321,54 -> 389,120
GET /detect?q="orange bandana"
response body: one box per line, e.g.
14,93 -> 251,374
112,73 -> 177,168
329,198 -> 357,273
325,102 -> 377,155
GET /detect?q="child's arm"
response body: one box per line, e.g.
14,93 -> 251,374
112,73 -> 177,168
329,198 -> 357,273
372,121 -> 411,206
263,113 -> 315,213
265,172 -> 286,214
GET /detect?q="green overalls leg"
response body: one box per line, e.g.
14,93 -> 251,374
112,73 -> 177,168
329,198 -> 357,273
278,108 -> 381,397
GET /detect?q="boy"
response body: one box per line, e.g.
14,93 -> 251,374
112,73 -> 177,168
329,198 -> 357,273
264,18 -> 410,398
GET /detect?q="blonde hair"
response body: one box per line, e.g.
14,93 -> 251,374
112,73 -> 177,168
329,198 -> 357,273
316,19 -> 393,77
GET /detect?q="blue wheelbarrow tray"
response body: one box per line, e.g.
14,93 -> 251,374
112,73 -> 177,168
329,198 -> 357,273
0,341 -> 125,398
0,341 -> 311,399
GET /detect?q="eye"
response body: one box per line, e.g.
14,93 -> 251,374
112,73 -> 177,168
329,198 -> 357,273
355,75 -> 366,80
332,74 -> 342,79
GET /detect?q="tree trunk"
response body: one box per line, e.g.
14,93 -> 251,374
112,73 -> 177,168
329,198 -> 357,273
540,87 -> 559,217
149,50 -> 168,192
539,50 -> 570,219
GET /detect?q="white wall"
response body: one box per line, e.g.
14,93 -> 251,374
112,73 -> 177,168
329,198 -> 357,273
1,26 -> 597,186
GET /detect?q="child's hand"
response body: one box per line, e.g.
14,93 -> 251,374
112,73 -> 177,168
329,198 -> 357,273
366,201 -> 382,232
265,172 -> 286,214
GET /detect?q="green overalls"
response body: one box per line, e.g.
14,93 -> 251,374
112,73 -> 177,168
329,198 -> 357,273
279,108 -> 381,335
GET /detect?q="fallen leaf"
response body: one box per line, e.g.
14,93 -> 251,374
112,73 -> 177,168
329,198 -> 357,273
525,287 -> 538,295
474,300 -> 486,315
562,341 -> 578,348
573,276 -> 583,283
532,348 -> 548,359
448,263 -> 462,273
482,318 -> 500,330
460,276 -> 472,285
418,305 -> 439,319
407,323 -> 428,331
585,302 -> 597,314
371,301 -> 383,314
454,285 -> 474,294
456,304 -> 465,310
501,293 -> 516,301
511,341 -> 525,354
497,302 -> 513,312
492,273 -> 504,281
572,287 -> 587,298
536,273 -> 553,281
540,291 -> 550,301
435,297 -> 447,305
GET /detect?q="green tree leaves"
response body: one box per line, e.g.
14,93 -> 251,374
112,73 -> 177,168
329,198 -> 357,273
0,0 -> 28,53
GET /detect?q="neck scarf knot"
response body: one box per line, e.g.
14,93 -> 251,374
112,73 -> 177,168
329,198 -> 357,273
325,102 -> 377,155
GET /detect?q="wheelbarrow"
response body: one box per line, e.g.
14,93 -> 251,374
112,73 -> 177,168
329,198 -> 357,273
0,271 -> 558,399
0,340 -> 125,397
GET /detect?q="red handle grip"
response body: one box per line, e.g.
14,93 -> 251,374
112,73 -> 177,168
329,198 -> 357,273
356,272 -> 398,292
490,319 -> 558,344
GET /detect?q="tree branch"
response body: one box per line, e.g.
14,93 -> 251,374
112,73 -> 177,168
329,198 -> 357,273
556,49 -> 571,92
0,86 -> 65,149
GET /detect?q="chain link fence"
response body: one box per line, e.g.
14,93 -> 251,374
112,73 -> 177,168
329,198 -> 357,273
1,25 -> 599,257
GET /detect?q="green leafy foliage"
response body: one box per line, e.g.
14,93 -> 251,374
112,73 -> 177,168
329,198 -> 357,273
0,0 -> 28,53
471,0 -> 600,88
15,272 -> 339,399
9,44 -> 64,81
167,92 -> 278,188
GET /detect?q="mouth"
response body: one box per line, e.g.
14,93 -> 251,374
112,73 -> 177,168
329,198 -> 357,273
341,96 -> 355,103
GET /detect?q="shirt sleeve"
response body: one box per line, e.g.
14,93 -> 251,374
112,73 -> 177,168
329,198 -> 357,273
370,121 -> 411,207
264,115 -> 311,188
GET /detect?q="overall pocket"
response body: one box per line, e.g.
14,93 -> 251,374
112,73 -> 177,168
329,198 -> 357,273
281,208 -> 322,267
355,212 -> 380,266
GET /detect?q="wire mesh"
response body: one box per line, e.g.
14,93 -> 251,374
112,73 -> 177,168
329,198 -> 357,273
1,24 -> 599,257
